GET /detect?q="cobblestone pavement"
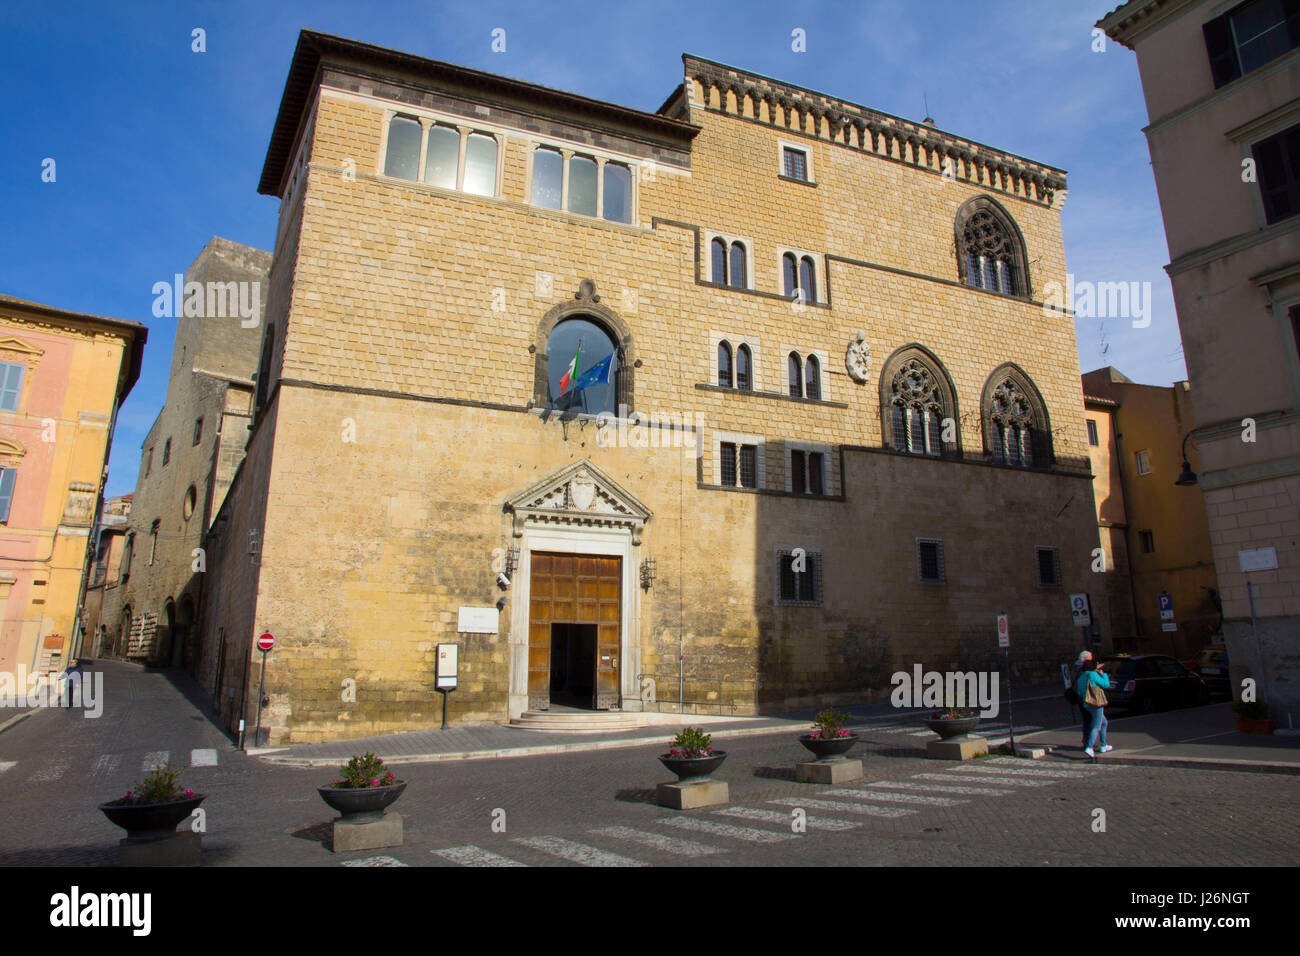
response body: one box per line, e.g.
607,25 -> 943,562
3,662 -> 1297,867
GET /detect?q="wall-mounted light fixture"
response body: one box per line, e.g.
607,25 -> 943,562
640,556 -> 656,590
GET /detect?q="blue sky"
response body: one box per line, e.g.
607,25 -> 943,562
0,0 -> 1179,498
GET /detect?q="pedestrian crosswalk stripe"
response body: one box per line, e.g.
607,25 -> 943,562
947,764 -> 1088,779
873,779 -> 1016,796
590,825 -> 725,856
190,749 -> 218,767
0,761 -> 14,775
987,757 -> 1120,771
770,796 -> 917,817
910,772 -> 1049,788
342,856 -> 408,866
904,724 -> 1042,738
141,751 -> 169,773
515,835 -> 647,867
880,724 -> 928,734
717,807 -> 861,831
662,816 -> 800,843
29,758 -> 70,782
824,788 -> 967,807
432,846 -> 529,867
92,754 -> 122,776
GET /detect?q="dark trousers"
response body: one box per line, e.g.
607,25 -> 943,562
1077,702 -> 1091,745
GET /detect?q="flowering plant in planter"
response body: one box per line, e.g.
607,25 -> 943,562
808,708 -> 853,739
929,706 -> 978,719
329,752 -> 398,789
665,727 -> 714,759
104,765 -> 196,806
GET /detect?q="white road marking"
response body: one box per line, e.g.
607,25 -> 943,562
662,816 -> 800,843
879,724 -> 928,734
824,788 -> 967,807
431,846 -> 529,867
905,724 -> 1042,738
874,778 -> 1016,795
590,825 -> 724,857
141,751 -> 169,773
769,796 -> 917,818
987,757 -> 1120,771
716,806 -> 861,831
29,759 -> 70,782
190,749 -> 218,767
91,754 -> 122,776
926,771 -> 1054,787
947,764 -> 1090,779
515,835 -> 646,867
0,761 -> 15,775
341,855 -> 408,866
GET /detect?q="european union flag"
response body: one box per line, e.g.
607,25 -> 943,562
569,352 -> 613,392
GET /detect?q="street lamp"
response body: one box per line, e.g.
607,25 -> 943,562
1175,431 -> 1198,486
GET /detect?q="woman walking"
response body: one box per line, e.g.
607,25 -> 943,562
1075,659 -> 1114,760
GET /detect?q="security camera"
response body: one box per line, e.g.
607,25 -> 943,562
497,572 -> 511,589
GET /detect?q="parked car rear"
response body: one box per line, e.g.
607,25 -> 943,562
1188,646 -> 1230,699
1099,654 -> 1210,714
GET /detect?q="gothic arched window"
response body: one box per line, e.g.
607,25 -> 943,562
718,341 -> 733,387
788,352 -> 803,397
546,315 -> 620,415
805,354 -> 821,400
711,237 -> 728,284
729,242 -> 747,289
982,365 -> 1052,468
880,346 -> 959,457
956,196 -> 1029,298
736,344 -> 753,390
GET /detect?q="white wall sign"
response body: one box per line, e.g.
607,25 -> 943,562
1238,547 -> 1279,572
458,606 -> 499,633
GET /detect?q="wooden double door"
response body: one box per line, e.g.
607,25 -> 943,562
528,553 -> 621,710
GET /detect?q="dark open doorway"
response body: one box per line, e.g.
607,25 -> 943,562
549,622 -> 597,709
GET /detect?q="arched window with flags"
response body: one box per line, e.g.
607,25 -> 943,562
546,316 -> 620,415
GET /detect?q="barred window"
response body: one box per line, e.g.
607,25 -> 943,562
783,146 -> 809,181
711,237 -> 728,284
718,341 -> 733,387
788,352 -> 803,397
791,449 -> 806,494
1036,546 -> 1061,587
729,242 -> 747,288
720,442 -> 737,487
805,355 -> 821,400
917,538 -> 945,583
777,549 -> 822,605
736,344 -> 753,390
738,444 -> 757,488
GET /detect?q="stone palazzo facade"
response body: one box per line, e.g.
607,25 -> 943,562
196,31 -> 1098,744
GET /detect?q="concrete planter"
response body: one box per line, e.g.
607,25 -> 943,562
924,716 -> 981,740
798,733 -> 859,761
317,781 -> 407,822
659,752 -> 727,782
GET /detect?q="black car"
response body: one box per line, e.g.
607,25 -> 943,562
1187,646 -> 1230,699
1098,654 -> 1210,714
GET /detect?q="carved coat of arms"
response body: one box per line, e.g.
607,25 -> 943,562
845,330 -> 872,384
569,475 -> 597,511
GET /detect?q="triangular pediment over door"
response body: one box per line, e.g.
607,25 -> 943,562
504,459 -> 651,543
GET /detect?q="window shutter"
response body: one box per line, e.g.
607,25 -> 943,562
0,468 -> 15,522
1203,15 -> 1242,88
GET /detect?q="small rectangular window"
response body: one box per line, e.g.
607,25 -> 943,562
163,438 -> 171,466
0,467 -> 16,522
917,539 -> 944,582
144,448 -> 153,477
1252,121 -> 1300,224
1140,530 -> 1155,554
1036,547 -> 1061,587
783,146 -> 808,181
791,449 -> 806,494
531,148 -> 563,210
1134,450 -> 1151,475
720,442 -> 737,487
0,362 -> 24,412
739,444 -> 757,489
1086,419 -> 1099,446
193,418 -> 203,446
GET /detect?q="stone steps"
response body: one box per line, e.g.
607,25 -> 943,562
508,710 -> 650,733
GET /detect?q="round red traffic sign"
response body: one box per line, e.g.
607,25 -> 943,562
256,632 -> 275,652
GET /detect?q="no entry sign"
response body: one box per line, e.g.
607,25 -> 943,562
256,633 -> 275,653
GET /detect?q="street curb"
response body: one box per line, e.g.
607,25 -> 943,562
255,716 -> 929,768
1047,750 -> 1300,775
0,711 -> 34,736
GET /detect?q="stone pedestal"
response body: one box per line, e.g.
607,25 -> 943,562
656,780 -> 729,810
796,759 -> 863,784
333,812 -> 403,853
119,831 -> 202,867
927,736 -> 988,761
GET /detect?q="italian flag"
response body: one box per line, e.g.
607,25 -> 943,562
559,342 -> 581,395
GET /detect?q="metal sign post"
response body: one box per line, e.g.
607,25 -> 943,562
436,643 -> 459,730
251,632 -> 274,750
997,613 -> 1016,756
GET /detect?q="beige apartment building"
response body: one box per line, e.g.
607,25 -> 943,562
1082,367 -> 1219,658
1101,0 -> 1300,722
102,237 -> 270,669
198,30 -> 1100,745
